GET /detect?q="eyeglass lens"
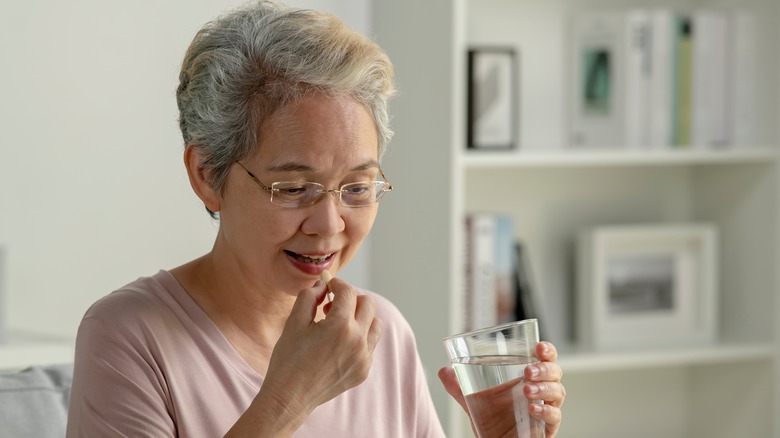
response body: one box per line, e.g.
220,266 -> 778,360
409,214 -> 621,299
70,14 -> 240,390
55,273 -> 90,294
271,181 -> 390,207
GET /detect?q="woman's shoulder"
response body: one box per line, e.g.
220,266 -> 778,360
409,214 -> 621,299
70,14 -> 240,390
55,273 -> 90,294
357,289 -> 404,321
82,270 -> 175,326
356,288 -> 417,342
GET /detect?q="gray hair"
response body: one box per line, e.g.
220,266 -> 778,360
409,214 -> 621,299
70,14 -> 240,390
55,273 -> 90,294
176,1 -> 396,204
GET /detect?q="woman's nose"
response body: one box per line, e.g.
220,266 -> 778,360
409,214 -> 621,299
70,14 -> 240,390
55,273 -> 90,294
300,193 -> 346,236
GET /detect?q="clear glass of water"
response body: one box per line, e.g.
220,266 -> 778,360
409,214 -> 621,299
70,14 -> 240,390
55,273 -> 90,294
443,319 -> 545,438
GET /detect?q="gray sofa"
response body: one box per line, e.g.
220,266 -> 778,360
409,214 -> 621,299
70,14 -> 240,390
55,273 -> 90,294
0,364 -> 73,438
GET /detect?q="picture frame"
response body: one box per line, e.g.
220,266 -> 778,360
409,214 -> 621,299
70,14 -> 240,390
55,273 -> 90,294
467,47 -> 518,150
576,223 -> 718,351
567,12 -> 626,148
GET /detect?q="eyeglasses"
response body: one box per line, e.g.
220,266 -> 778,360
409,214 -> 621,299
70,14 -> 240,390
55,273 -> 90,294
235,161 -> 393,208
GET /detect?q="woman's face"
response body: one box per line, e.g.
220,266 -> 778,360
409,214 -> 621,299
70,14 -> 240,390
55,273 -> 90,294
216,93 -> 381,295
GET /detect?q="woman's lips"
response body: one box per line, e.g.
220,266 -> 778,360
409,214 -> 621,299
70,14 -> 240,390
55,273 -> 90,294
284,250 -> 336,275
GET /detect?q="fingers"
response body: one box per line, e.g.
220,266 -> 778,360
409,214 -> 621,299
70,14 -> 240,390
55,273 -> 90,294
524,380 -> 566,405
527,341 -> 565,436
529,403 -> 562,436
326,277 -> 358,319
367,317 -> 384,353
322,276 -> 382,350
525,361 -> 563,384
537,341 -> 558,362
289,282 -> 328,325
437,367 -> 468,412
525,346 -> 565,408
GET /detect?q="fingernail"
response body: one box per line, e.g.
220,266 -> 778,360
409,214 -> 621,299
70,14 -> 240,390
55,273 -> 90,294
540,342 -> 549,354
530,403 -> 543,415
527,365 -> 540,379
314,280 -> 324,287
526,384 -> 539,395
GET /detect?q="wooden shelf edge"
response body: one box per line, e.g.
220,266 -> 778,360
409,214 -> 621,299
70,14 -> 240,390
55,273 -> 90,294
558,342 -> 776,374
462,147 -> 778,168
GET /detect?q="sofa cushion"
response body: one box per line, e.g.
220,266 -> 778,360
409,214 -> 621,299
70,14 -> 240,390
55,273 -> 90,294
0,363 -> 73,438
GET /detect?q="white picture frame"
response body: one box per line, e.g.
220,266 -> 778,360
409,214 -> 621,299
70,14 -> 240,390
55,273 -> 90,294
567,11 -> 627,148
577,223 -> 718,351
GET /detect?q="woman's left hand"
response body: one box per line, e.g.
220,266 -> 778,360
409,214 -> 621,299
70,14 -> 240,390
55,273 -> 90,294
438,341 -> 565,438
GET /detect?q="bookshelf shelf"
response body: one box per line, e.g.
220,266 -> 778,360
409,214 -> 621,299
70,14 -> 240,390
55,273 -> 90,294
559,342 -> 775,374
463,147 -> 778,168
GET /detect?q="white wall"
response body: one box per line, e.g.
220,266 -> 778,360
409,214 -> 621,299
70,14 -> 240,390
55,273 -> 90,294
0,0 -> 371,340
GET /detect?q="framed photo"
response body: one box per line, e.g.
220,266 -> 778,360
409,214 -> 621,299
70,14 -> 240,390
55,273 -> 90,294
467,47 -> 518,150
576,224 -> 718,351
567,12 -> 626,148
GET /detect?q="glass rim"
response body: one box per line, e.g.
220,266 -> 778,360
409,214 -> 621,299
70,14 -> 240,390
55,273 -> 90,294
442,318 -> 538,342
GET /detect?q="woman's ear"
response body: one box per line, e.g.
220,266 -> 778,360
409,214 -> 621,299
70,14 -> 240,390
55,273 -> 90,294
183,145 -> 221,214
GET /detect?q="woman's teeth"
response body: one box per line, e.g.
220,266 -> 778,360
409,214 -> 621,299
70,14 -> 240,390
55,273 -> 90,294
289,251 -> 333,264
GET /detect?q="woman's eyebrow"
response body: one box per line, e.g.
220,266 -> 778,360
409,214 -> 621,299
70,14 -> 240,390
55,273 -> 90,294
266,160 -> 380,173
266,162 -> 314,172
351,160 -> 380,171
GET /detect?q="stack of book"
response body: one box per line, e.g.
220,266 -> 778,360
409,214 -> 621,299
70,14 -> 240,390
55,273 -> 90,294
568,8 -> 755,149
463,214 -> 545,337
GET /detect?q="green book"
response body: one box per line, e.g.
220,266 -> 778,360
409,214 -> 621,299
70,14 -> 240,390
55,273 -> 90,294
673,16 -> 693,148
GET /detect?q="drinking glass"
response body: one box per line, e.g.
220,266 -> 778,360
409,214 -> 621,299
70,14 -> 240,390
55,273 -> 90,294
443,319 -> 545,438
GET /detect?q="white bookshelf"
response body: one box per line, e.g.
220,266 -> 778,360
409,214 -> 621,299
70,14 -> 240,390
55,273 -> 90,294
371,0 -> 779,437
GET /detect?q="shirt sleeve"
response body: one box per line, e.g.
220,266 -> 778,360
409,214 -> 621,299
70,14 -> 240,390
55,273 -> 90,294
66,316 -> 176,438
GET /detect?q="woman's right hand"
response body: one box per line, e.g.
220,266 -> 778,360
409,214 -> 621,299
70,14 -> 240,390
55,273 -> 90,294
232,277 -> 383,436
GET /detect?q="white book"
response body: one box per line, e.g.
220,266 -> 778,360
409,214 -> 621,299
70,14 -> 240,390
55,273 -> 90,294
568,11 -> 627,148
624,10 -> 653,148
730,11 -> 756,146
466,214 -> 497,330
492,216 -> 516,325
649,9 -> 675,148
691,10 -> 731,149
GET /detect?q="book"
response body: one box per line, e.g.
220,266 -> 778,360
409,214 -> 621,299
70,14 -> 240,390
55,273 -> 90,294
464,214 -> 497,330
731,11 -> 756,146
569,8 -> 754,150
463,214 -> 517,330
514,241 -> 547,340
624,10 -> 653,148
672,15 -> 693,148
691,10 -> 731,149
649,9 -> 675,148
493,216 -> 517,325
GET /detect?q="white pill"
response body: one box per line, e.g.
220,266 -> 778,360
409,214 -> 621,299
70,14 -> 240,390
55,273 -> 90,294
320,270 -> 333,285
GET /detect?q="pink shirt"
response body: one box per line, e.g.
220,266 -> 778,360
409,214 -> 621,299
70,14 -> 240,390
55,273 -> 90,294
67,270 -> 445,437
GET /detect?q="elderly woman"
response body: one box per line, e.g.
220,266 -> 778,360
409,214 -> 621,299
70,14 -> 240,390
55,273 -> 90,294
67,2 -> 565,437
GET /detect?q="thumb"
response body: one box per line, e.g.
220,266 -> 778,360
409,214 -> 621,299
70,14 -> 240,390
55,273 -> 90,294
438,367 -> 468,413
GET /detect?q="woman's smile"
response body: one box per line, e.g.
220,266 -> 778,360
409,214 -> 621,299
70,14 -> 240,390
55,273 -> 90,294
284,249 -> 337,275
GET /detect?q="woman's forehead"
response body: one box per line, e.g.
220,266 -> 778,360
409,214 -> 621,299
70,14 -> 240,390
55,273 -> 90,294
254,94 -> 379,169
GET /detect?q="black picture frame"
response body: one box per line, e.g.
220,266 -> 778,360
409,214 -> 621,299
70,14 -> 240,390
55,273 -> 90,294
467,47 -> 518,150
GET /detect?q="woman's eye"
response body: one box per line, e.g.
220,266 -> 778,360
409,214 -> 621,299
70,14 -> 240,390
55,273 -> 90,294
347,186 -> 368,194
276,185 -> 311,196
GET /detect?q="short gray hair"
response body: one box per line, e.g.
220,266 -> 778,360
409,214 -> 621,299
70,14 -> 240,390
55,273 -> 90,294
176,1 -> 396,200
